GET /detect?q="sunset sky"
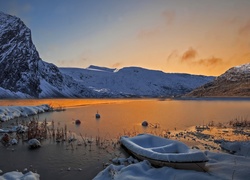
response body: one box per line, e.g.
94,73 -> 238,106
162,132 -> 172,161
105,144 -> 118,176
1,0 -> 250,76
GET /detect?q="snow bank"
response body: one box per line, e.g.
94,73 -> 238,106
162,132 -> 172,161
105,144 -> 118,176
221,141 -> 250,156
0,171 -> 40,180
94,151 -> 250,180
0,104 -> 51,122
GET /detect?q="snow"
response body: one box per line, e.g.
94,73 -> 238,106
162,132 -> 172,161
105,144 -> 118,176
120,134 -> 208,162
0,171 -> 40,180
94,150 -> 250,180
60,66 -> 214,97
219,63 -> 250,81
221,141 -> 250,156
86,65 -> 117,73
0,104 -> 51,122
0,87 -> 31,99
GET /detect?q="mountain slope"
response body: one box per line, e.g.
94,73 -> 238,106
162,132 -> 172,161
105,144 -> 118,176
186,63 -> 250,97
0,12 -> 94,98
0,12 -> 214,98
60,66 -> 214,97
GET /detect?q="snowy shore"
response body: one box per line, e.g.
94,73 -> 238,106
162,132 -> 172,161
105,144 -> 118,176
94,138 -> 250,180
0,171 -> 40,180
0,104 -> 52,122
94,149 -> 250,180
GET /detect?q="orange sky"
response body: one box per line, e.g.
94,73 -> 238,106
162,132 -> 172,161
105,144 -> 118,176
2,0 -> 250,76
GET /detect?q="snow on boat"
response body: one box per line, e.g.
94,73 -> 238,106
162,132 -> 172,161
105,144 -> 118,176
120,134 -> 208,171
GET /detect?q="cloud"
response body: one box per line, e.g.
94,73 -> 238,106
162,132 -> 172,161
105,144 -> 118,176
181,47 -> 197,62
180,48 -> 223,68
196,57 -> 223,67
162,10 -> 175,25
167,50 -> 179,62
239,19 -> 250,37
111,62 -> 122,68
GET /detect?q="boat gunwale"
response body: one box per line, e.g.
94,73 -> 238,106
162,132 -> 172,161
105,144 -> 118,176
121,144 -> 208,164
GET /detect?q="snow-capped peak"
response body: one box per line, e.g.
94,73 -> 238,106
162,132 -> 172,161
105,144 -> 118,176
219,63 -> 250,81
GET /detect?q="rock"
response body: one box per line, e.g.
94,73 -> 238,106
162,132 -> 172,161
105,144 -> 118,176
28,138 -> 41,149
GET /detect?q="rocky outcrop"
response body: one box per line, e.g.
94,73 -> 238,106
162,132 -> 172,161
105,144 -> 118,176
0,12 -> 94,98
186,63 -> 250,97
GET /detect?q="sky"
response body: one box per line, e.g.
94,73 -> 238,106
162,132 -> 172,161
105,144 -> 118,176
0,0 -> 250,76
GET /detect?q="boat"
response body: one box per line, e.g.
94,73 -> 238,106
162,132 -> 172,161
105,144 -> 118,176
120,134 -> 208,171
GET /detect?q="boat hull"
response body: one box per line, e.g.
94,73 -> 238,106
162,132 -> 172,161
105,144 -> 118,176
120,134 -> 209,172
122,144 -> 207,171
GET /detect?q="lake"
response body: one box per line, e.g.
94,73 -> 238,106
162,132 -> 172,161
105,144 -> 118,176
0,98 -> 250,179
1,98 -> 250,137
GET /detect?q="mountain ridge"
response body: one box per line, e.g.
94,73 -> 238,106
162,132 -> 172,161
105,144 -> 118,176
60,65 -> 214,98
0,11 -> 214,98
186,63 -> 250,97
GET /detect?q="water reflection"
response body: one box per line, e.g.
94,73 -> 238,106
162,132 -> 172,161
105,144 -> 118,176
2,99 -> 249,138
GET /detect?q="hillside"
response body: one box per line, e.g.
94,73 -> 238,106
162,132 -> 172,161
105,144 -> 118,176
0,11 -> 214,98
186,63 -> 250,97
60,66 -> 214,97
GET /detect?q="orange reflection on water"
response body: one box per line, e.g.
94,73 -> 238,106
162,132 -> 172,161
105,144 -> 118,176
0,98 -> 138,108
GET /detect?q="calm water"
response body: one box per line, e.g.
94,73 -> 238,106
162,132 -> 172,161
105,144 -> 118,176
1,98 -> 250,137
0,98 -> 250,179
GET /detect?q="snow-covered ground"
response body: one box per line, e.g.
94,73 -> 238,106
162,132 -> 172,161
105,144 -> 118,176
94,144 -> 250,180
0,171 -> 40,180
0,104 -> 51,122
60,65 -> 214,97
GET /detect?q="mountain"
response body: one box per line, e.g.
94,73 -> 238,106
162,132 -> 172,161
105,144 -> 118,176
0,12 -> 95,98
0,12 -> 214,98
186,63 -> 250,97
60,66 -> 214,97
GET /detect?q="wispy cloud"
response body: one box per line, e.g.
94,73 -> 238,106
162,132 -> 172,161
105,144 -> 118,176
162,10 -> 175,25
181,47 -> 197,62
179,48 -> 223,68
111,62 -> 122,68
137,9 -> 175,40
196,57 -> 223,67
239,19 -> 250,37
167,50 -> 179,62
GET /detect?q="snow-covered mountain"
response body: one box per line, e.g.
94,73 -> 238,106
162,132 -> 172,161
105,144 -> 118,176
60,65 -> 214,97
0,12 -> 214,98
0,12 -> 95,98
187,63 -> 250,97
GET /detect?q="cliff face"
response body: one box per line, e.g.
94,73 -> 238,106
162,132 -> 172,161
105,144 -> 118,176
0,12 -> 41,96
186,63 -> 250,97
0,12 -> 94,98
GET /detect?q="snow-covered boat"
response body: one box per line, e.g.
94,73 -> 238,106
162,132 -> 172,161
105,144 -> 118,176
120,134 -> 208,171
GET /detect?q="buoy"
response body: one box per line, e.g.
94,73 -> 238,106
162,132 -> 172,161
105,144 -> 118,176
96,111 -> 100,119
75,119 -> 81,125
142,121 -> 148,127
